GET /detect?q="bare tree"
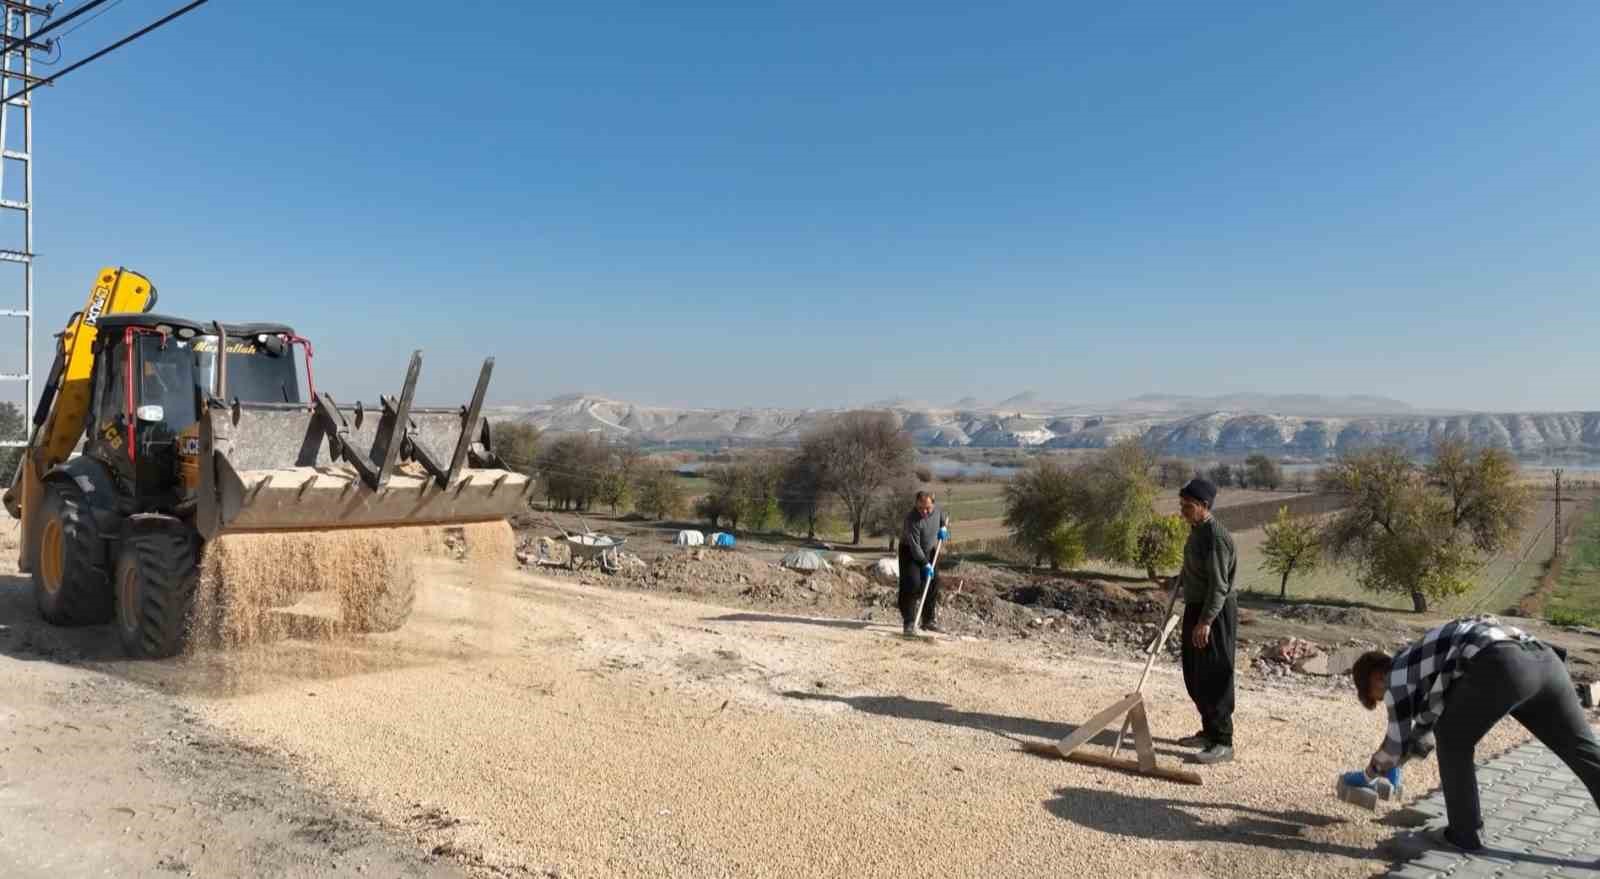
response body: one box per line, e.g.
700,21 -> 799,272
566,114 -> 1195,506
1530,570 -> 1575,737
779,447 -> 830,539
536,433 -> 608,510
806,411 -> 916,545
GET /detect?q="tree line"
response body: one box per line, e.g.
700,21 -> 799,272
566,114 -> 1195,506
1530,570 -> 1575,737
1003,437 -> 1530,613
496,410 -> 1532,614
497,411 -> 922,545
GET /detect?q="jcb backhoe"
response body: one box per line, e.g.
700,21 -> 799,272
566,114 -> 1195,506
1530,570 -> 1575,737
3,267 -> 532,657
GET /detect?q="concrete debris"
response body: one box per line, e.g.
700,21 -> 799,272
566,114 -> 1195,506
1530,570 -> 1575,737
1260,637 -> 1322,667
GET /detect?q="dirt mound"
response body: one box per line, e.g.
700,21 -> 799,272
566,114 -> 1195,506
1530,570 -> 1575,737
1271,603 -> 1390,630
1004,579 -> 1162,621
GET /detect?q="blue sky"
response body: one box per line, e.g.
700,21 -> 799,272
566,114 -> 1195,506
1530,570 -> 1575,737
1,1 -> 1597,411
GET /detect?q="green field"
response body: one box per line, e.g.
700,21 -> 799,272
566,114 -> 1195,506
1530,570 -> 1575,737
931,481 -> 1009,523
1231,497 -> 1566,614
1545,498 -> 1600,626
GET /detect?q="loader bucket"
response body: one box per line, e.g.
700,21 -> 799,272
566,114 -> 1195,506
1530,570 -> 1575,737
196,353 -> 534,537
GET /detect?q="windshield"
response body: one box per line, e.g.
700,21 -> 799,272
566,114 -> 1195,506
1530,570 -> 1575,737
193,334 -> 302,404
138,335 -> 199,433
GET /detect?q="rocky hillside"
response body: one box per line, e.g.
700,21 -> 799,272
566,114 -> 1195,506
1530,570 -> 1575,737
495,394 -> 1600,460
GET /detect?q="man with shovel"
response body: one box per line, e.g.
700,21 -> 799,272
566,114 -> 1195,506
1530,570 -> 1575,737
1174,477 -> 1238,765
899,490 -> 949,637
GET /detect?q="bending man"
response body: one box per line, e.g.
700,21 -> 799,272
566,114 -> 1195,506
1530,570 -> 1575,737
1345,616 -> 1600,852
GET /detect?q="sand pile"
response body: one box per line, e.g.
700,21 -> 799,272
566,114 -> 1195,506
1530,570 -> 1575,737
194,520 -> 516,647
196,528 -> 419,645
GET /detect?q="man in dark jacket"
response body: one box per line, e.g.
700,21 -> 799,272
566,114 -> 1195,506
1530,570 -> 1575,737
1174,477 -> 1238,765
898,491 -> 948,636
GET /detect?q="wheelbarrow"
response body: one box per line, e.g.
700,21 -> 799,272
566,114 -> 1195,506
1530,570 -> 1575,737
566,532 -> 627,572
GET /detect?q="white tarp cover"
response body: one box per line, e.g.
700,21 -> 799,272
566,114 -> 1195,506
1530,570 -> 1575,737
673,530 -> 705,546
781,549 -> 831,571
871,558 -> 899,584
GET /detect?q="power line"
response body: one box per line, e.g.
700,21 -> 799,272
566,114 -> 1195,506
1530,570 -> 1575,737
1,0 -> 119,55
2,0 -> 209,106
35,0 -> 124,64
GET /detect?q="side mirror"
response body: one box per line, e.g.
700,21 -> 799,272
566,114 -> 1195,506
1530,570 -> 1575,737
136,405 -> 165,423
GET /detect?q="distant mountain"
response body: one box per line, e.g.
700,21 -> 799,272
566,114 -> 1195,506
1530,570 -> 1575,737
497,393 -> 1598,461
1105,393 -> 1430,417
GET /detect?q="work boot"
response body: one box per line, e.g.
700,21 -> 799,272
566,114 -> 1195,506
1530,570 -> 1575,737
1176,730 -> 1211,748
921,621 -> 942,634
1191,743 -> 1234,765
903,621 -> 916,637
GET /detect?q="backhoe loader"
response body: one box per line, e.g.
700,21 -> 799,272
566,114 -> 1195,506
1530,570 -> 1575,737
3,267 -> 532,657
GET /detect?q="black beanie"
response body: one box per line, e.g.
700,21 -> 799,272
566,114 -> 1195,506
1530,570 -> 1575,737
1180,477 -> 1218,509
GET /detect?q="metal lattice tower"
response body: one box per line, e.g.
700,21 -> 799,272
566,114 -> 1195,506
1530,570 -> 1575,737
0,0 -> 37,448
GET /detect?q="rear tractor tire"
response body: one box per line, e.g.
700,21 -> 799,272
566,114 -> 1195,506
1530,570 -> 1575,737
114,524 -> 201,659
339,558 -> 417,634
33,481 -> 114,626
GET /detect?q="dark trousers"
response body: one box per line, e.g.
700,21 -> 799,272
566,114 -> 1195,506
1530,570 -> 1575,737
1181,596 -> 1237,747
1436,640 -> 1600,842
897,563 -> 939,627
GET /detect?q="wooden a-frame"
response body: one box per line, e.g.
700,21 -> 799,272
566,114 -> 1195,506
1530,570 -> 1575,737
1044,583 -> 1203,786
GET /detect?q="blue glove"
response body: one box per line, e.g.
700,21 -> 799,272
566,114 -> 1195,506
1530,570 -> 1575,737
1375,766 -> 1402,800
1340,770 -> 1372,789
937,526 -> 949,541
923,564 -> 935,580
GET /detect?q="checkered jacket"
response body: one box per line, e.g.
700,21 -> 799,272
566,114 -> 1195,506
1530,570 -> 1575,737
1365,615 -> 1535,779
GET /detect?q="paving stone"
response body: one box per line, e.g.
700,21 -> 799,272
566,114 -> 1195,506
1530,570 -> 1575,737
1384,738 -> 1600,879
1413,852 -> 1465,871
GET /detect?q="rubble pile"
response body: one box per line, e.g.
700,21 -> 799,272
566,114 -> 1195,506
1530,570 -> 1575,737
1253,637 -> 1323,678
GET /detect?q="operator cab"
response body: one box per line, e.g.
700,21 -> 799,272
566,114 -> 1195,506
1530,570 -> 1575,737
87,314 -> 310,502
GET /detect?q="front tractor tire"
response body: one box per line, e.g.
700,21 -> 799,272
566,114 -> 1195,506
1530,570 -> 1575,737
115,524 -> 200,659
33,481 -> 114,626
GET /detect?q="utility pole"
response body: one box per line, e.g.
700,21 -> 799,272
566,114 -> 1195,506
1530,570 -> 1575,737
0,0 -> 211,452
0,0 -> 38,445
1554,468 -> 1565,560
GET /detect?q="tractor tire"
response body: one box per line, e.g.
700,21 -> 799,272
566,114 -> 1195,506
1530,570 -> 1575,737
32,481 -> 114,626
339,558 -> 417,634
114,524 -> 200,659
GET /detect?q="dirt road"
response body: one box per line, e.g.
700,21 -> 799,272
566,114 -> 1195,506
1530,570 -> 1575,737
0,520 -> 1543,877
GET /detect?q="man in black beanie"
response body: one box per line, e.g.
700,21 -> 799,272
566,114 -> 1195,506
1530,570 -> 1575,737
1174,477 -> 1238,764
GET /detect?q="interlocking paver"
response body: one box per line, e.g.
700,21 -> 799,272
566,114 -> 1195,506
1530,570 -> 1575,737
1384,733 -> 1600,879
1414,852 -> 1465,871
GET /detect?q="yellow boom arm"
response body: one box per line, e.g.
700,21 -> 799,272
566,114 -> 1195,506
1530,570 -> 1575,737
4,267 -> 156,569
